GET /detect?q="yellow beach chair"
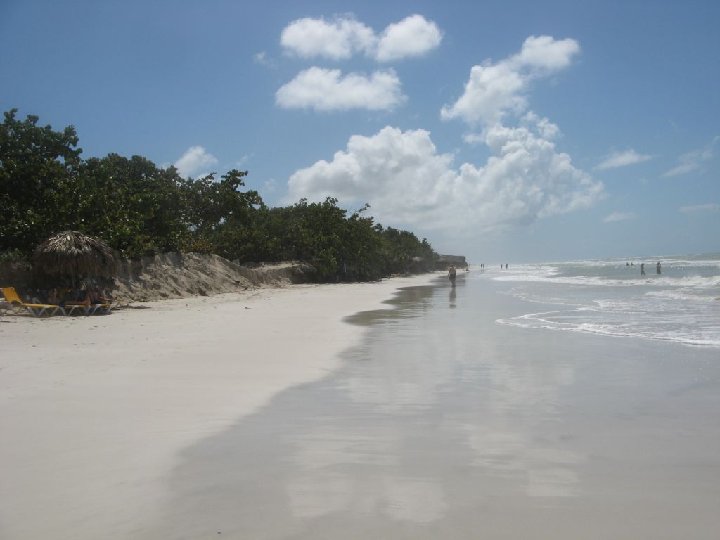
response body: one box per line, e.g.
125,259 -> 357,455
64,301 -> 112,316
1,287 -> 66,317
63,301 -> 92,316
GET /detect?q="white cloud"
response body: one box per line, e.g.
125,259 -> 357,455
679,203 -> 720,214
280,14 -> 441,62
463,111 -> 560,145
603,211 -> 636,223
441,61 -> 526,126
514,35 -> 581,73
375,15 -> 442,62
663,136 -> 719,177
275,67 -> 405,111
463,133 -> 484,145
441,35 -> 580,126
283,34 -> 600,233
253,51 -> 275,68
524,112 -> 561,140
174,146 -> 218,178
234,154 -> 252,168
596,149 -> 651,170
287,122 -> 602,231
263,178 -> 279,193
280,16 -> 375,60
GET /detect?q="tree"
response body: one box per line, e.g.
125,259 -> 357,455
1,108 -> 439,280
0,109 -> 82,253
77,154 -> 188,256
182,169 -> 265,259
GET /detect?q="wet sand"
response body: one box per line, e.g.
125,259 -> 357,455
141,273 -> 720,539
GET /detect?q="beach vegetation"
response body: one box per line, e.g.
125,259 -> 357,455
0,109 -> 438,281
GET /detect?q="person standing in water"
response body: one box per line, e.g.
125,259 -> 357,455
640,263 -> 645,276
657,261 -> 661,275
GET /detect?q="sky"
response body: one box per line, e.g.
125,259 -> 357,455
1,0 -> 718,263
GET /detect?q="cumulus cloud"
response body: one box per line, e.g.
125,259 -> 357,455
441,35 -> 580,126
663,136 -> 718,177
603,211 -> 636,223
284,34 -> 600,232
596,149 -> 651,170
280,14 -> 441,62
275,67 -> 405,111
280,16 -> 375,60
287,122 -> 603,231
174,146 -> 218,178
679,203 -> 720,214
375,15 -> 442,62
514,35 -> 580,73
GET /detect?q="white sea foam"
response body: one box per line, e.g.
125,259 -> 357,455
645,289 -> 718,303
497,311 -> 720,348
495,271 -> 720,289
492,253 -> 720,349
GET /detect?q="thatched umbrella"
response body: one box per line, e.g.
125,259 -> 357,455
33,231 -> 117,286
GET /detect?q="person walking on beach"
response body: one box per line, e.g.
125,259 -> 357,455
448,265 -> 457,284
640,263 -> 645,276
657,261 -> 662,275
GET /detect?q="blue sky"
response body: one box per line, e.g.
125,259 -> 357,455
1,0 -> 718,263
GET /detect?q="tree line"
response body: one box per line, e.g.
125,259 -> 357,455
0,109 -> 438,281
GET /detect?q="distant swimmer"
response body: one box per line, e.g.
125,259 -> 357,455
657,261 -> 661,275
640,263 -> 645,276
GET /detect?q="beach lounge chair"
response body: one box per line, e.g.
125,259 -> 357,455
63,302 -> 92,316
64,301 -> 112,316
1,287 -> 66,317
64,287 -> 113,315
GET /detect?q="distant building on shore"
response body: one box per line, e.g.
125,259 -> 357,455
435,255 -> 468,270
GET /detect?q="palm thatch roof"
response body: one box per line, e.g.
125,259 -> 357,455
33,231 -> 117,280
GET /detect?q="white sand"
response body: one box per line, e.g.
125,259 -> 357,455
0,274 -> 436,539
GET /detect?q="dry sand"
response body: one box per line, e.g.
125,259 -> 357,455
0,274 -> 437,539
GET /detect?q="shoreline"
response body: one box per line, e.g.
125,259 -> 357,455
139,271 -> 720,539
0,273 -> 439,540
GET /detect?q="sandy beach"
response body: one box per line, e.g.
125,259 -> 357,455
3,267 -> 720,539
0,274 -> 437,539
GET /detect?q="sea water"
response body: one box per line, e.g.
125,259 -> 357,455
493,253 -> 720,348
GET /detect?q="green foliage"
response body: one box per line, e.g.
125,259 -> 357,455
379,227 -> 438,275
0,248 -> 27,264
0,109 -> 438,282
77,154 -> 188,257
181,169 -> 265,261
0,109 -> 82,251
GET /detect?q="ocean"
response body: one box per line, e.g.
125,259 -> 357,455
493,253 -> 720,348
